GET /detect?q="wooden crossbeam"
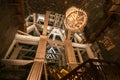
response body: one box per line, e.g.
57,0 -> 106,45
1,59 -> 33,65
48,39 -> 64,46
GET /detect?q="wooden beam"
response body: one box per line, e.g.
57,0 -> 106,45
76,48 -> 83,63
27,11 -> 49,80
4,39 -> 16,59
72,42 -> 87,48
1,59 -> 33,65
64,40 -> 78,70
48,39 -> 64,46
74,37 -> 83,63
21,48 -> 36,52
42,11 -> 50,35
27,25 -> 35,33
27,35 -> 47,80
44,64 -> 48,80
35,36 -> 47,61
67,30 -> 71,40
15,34 -> 40,45
86,46 -> 96,59
74,33 -> 82,43
10,46 -> 22,59
27,62 -> 44,80
17,30 -> 31,36
33,13 -> 37,24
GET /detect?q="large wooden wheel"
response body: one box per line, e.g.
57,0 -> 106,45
64,6 -> 88,32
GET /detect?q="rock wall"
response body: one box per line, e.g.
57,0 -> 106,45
0,0 -> 21,58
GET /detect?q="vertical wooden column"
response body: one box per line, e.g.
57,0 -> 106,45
43,11 -> 50,35
76,48 -> 83,63
35,36 -> 47,62
27,11 -> 50,80
74,36 -> 83,63
64,40 -> 78,70
67,30 -> 71,40
86,46 -> 95,59
10,46 -> 22,59
27,62 -> 44,80
4,39 -> 16,59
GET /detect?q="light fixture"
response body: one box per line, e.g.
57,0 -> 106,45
64,6 -> 88,32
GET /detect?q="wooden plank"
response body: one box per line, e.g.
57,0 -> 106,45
42,11 -> 50,35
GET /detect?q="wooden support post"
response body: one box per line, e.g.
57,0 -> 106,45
27,11 -> 49,80
44,63 -> 48,80
67,30 -> 71,40
74,37 -> 83,63
33,13 -> 41,36
10,46 -> 22,59
86,46 -> 95,59
27,36 -> 47,80
61,53 -> 66,67
35,36 -> 47,61
33,13 -> 37,24
76,48 -> 83,63
27,62 -> 44,80
42,11 -> 50,35
64,40 -> 78,70
4,39 -> 16,59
